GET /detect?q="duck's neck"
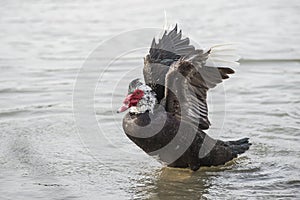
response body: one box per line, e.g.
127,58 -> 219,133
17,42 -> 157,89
129,85 -> 157,114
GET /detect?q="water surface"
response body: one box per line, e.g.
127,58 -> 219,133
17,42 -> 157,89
0,0 -> 299,199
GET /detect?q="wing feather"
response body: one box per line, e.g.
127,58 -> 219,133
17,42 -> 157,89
144,25 -> 195,102
143,26 -> 239,129
164,48 -> 238,129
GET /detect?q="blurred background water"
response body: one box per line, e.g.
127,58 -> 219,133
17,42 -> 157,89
0,0 -> 300,199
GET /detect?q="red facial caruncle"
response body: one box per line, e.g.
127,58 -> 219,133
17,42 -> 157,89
117,89 -> 144,113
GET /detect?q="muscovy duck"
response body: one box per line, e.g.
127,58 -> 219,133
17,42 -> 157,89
117,25 -> 251,171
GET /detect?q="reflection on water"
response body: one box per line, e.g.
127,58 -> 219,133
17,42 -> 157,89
149,168 -> 209,200
133,160 -> 247,200
0,0 -> 300,199
130,167 -> 210,200
132,158 -> 253,199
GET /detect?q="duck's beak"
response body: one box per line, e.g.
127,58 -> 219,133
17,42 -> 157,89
117,94 -> 132,113
117,103 -> 129,113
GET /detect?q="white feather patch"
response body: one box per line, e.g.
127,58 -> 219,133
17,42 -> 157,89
206,44 -> 240,68
129,84 -> 157,114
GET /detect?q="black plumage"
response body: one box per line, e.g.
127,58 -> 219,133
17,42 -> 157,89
121,25 -> 251,171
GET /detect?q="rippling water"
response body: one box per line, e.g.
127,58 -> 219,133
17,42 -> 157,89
0,0 -> 300,199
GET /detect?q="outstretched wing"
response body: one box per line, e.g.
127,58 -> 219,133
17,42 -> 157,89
164,47 -> 238,130
143,25 -> 195,102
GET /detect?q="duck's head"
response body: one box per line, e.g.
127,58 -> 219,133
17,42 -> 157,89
117,78 -> 156,114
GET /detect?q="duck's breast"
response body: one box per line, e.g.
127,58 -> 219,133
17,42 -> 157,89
122,111 -> 180,153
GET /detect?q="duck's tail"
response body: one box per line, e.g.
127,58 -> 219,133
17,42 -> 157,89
226,137 -> 252,156
198,137 -> 251,168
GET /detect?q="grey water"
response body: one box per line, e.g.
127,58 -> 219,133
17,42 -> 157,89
0,0 -> 300,199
